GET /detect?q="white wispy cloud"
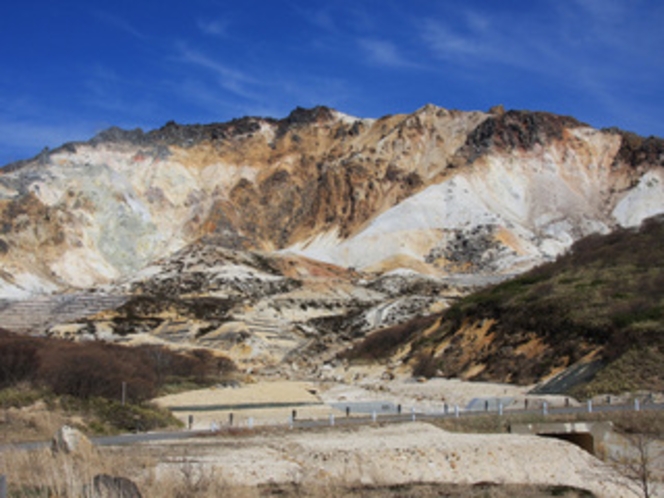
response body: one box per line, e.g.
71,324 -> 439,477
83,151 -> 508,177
421,20 -> 483,60
418,3 -> 628,81
412,0 -> 664,134
173,78 -> 246,116
358,38 -> 417,68
420,12 -> 536,71
81,64 -> 160,120
571,0 -> 631,24
169,41 -> 353,119
93,11 -> 150,40
292,5 -> 340,34
197,18 -> 229,37
174,43 -> 262,102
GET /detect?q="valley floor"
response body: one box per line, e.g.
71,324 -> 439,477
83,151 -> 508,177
154,366 -> 575,430
4,370 -> 663,497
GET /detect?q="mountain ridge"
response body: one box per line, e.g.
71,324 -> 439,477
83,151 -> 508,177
1,103 -> 663,295
0,103 -> 663,378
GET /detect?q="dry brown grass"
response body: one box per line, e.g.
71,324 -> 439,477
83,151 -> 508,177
1,444 -> 268,497
0,445 -> 152,497
1,403 -> 69,444
0,444 -> 597,497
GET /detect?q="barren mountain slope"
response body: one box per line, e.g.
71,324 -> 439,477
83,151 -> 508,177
43,242 -> 455,369
1,104 -> 662,299
0,104 -> 663,373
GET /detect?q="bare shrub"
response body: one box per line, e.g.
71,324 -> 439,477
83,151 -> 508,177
412,353 -> 438,379
343,315 -> 439,361
612,432 -> 663,498
609,412 -> 664,498
39,342 -> 157,402
0,331 -> 41,387
138,344 -> 236,389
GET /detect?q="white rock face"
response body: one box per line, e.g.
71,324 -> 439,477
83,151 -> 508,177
289,127 -> 636,274
613,169 -> 664,227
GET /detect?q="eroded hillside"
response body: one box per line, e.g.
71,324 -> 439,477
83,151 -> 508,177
346,215 -> 664,394
0,104 -> 663,376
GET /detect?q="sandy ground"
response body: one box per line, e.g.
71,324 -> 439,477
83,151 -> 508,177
154,367 -> 575,430
149,368 -> 664,497
321,366 -> 573,410
148,422 -> 639,498
143,370 -> 664,497
155,381 -> 341,429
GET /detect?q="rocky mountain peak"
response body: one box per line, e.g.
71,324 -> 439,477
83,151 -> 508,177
280,105 -> 337,128
90,126 -> 146,146
461,110 -> 587,161
88,116 -> 277,149
606,128 -> 664,169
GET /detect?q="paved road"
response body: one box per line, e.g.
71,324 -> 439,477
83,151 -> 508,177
0,429 -> 212,452
2,401 -> 663,452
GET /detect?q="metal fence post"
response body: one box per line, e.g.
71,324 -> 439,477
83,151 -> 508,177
0,474 -> 6,498
634,399 -> 640,412
587,400 -> 593,413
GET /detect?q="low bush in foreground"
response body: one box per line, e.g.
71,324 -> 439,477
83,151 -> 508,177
0,329 -> 234,435
59,396 -> 182,434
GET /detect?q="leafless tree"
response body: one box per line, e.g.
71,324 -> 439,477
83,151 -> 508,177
612,431 -> 663,498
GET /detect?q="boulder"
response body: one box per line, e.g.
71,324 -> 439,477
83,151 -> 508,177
91,474 -> 142,498
51,425 -> 94,455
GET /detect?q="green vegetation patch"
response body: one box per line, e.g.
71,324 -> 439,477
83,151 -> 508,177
63,396 -> 182,434
442,217 -> 664,391
0,385 -> 50,409
345,216 -> 664,395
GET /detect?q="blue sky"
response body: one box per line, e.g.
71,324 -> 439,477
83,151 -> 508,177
1,0 -> 663,166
